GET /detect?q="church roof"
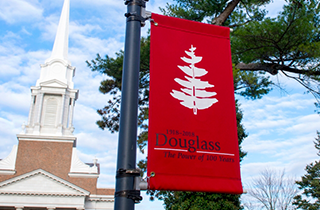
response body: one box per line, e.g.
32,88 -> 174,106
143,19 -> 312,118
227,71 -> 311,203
0,169 -> 90,196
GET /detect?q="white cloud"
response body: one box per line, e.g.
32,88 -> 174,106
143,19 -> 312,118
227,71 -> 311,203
138,191 -> 165,210
241,161 -> 286,184
283,114 -> 319,134
73,0 -> 123,8
38,14 -> 61,42
0,82 -> 30,112
240,88 -> 319,191
0,33 -> 25,77
264,0 -> 286,18
97,173 -> 116,188
76,130 -> 118,152
0,55 -> 23,77
73,103 -> 105,130
0,116 -> 20,146
0,30 -> 52,84
21,27 -> 32,36
241,93 -> 316,131
70,22 -> 102,35
70,35 -> 123,57
0,0 -> 43,24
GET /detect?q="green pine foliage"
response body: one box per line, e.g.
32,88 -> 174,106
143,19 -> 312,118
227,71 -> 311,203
293,131 -> 320,210
162,191 -> 242,210
232,0 -> 320,109
160,0 -> 272,25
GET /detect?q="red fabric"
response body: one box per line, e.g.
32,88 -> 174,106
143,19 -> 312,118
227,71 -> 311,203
148,13 -> 243,194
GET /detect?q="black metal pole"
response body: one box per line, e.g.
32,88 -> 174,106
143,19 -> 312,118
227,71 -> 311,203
114,1 -> 146,210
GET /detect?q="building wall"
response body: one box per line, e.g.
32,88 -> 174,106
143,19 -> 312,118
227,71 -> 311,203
15,140 -> 73,178
0,140 -> 100,194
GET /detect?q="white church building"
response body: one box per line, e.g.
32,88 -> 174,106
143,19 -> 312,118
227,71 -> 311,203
0,0 -> 114,209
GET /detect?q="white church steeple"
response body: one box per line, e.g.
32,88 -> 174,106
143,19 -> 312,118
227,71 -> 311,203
48,0 -> 70,63
23,0 -> 79,137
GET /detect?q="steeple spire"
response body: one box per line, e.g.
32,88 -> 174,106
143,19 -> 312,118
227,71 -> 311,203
47,0 -> 70,63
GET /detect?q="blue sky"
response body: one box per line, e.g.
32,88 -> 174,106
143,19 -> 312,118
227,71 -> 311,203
0,0 -> 319,209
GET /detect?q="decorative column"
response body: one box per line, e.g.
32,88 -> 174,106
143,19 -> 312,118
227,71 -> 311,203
60,94 -> 66,125
57,94 -> 66,134
27,95 -> 35,126
36,93 -> 44,123
34,93 -> 44,133
68,97 -> 75,129
62,95 -> 70,129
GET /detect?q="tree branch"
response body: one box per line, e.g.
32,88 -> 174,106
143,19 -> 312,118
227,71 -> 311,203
212,0 -> 240,25
236,62 -> 320,76
281,70 -> 320,103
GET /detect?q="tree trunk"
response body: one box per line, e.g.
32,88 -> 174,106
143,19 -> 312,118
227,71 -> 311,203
212,0 -> 240,25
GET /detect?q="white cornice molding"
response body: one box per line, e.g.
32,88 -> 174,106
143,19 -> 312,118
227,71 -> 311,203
86,194 -> 114,202
17,134 -> 76,143
0,191 -> 86,197
42,58 -> 71,68
30,87 -> 79,97
68,173 -> 99,178
40,79 -> 68,88
0,170 -> 16,175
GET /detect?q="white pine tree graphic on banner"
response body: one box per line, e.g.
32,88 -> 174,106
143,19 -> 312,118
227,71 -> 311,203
171,45 -> 218,115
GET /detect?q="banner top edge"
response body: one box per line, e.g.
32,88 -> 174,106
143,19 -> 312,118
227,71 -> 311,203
151,13 -> 230,39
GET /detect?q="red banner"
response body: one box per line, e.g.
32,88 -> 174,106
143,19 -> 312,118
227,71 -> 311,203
147,13 -> 243,194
